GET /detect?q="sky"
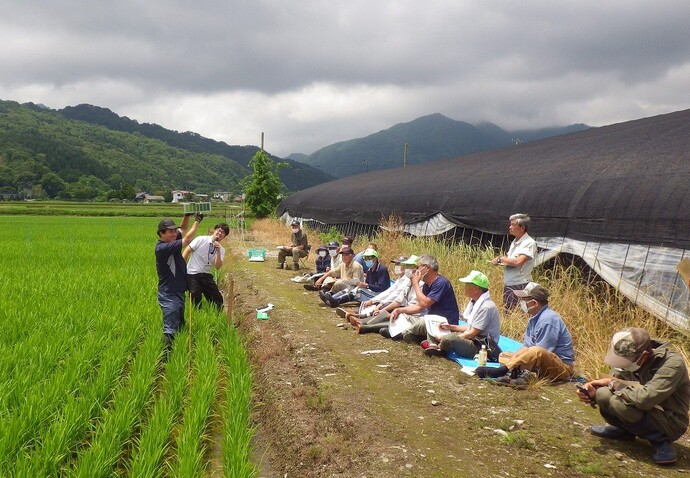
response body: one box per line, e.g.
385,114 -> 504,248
2,1 -> 689,157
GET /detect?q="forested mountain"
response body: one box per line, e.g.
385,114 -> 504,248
59,104 -> 333,193
296,113 -> 590,178
0,100 -> 333,200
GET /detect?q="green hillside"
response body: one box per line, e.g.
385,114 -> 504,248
0,100 -> 251,200
298,113 -> 589,178
59,104 -> 334,193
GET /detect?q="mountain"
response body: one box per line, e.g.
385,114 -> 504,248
295,113 -> 590,178
59,104 -> 334,192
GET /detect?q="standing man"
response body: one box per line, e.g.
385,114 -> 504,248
577,328 -> 690,465
183,222 -> 230,309
277,219 -> 308,271
491,213 -> 538,310
390,254 -> 460,343
155,213 -> 202,350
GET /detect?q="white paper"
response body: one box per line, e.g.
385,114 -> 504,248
424,315 -> 451,338
389,314 -> 413,337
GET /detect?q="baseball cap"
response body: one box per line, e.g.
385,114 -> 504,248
391,255 -> 409,264
458,270 -> 489,289
339,246 -> 355,255
342,236 -> 354,245
316,244 -> 328,252
327,241 -> 340,249
158,218 -> 177,231
604,328 -> 652,369
362,248 -> 379,258
513,282 -> 549,302
400,255 -> 419,266
291,219 -> 300,226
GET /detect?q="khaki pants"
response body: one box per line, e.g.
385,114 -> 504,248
500,346 -> 573,381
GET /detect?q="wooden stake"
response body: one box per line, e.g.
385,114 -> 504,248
226,275 -> 234,327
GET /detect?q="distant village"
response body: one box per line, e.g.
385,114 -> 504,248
132,191 -> 245,204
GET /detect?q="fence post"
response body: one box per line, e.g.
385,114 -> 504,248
226,275 -> 234,327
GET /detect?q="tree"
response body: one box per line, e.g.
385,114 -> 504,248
40,172 -> 67,198
243,150 -> 286,218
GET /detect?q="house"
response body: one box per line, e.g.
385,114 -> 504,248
143,194 -> 165,203
171,190 -> 192,203
212,192 -> 230,202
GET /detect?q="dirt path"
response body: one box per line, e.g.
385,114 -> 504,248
227,244 -> 690,478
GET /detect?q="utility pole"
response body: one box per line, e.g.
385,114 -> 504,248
260,132 -> 264,151
403,143 -> 408,167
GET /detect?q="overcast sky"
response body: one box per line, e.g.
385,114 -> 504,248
2,1 -> 689,157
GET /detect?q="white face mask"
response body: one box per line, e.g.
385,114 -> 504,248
318,251 -> 327,258
519,300 -> 530,314
394,265 -> 402,275
329,249 -> 337,257
404,269 -> 414,279
292,228 -> 299,234
621,362 -> 642,373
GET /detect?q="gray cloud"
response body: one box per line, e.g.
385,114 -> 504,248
1,1 -> 689,156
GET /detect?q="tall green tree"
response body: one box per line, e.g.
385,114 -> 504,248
243,150 -> 286,218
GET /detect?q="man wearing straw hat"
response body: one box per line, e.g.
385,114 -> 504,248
576,328 -> 690,465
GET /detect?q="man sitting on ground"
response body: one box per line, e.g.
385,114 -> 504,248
576,328 -> 690,466
389,254 -> 460,343
277,219 -> 308,271
314,244 -> 330,273
477,282 -> 574,386
314,246 -> 364,307
424,270 -> 501,358
353,248 -> 390,302
354,242 -> 379,274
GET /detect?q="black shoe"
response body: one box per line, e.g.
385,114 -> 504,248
304,284 -> 321,291
651,441 -> 677,465
379,328 -> 391,338
292,263 -> 299,271
423,346 -> 445,357
590,425 -> 636,441
475,365 -> 509,379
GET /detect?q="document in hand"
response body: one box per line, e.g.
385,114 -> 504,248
424,315 -> 452,338
388,314 -> 413,337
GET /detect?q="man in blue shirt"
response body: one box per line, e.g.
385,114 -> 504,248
354,248 -> 390,301
479,282 -> 575,384
389,254 -> 460,343
155,213 -> 202,351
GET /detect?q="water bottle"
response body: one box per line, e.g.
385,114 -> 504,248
478,344 -> 488,366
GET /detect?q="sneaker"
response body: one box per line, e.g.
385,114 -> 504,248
335,307 -> 349,318
590,425 -> 636,441
651,441 -> 677,465
475,365 -> 509,379
421,340 -> 432,349
423,346 -> 445,357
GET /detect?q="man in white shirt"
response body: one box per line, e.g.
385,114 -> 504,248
183,223 -> 229,309
491,213 -> 538,311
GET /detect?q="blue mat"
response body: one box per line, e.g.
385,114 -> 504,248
446,321 -> 523,371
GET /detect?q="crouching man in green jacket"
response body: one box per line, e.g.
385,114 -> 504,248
577,328 -> 690,465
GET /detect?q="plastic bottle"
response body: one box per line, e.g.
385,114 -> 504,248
477,344 -> 488,366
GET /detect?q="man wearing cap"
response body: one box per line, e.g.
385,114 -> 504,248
353,248 -> 390,302
576,328 -> 690,465
155,213 -> 203,350
277,219 -> 308,271
326,241 -> 341,272
478,282 -> 574,384
491,213 -> 538,311
182,222 -> 230,309
354,242 -> 378,274
425,270 -> 501,358
390,254 -> 460,343
315,246 -> 364,307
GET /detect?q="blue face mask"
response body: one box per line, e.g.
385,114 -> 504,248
364,259 -> 374,268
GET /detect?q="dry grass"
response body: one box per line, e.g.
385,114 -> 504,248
252,217 -> 690,379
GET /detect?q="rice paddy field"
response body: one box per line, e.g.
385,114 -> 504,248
0,215 -> 255,477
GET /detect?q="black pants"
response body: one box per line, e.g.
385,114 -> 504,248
188,273 -> 223,309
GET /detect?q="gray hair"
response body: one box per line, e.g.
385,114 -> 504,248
418,254 -> 439,272
509,213 -> 531,231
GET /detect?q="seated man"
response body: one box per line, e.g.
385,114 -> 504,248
354,241 -> 379,274
388,254 -> 460,343
277,219 -> 308,271
327,240 -> 341,271
478,282 -> 574,385
577,328 -> 689,466
314,246 -> 364,307
314,244 -> 330,274
353,248 -> 390,302
424,270 -> 500,359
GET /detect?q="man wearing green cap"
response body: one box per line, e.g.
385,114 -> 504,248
424,270 -> 501,358
353,247 -> 390,301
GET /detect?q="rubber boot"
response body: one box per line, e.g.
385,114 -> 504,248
624,415 -> 676,465
475,364 -> 509,379
358,322 -> 389,334
292,262 -> 299,271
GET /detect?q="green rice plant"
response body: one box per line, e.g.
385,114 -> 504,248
12,325 -> 143,477
67,327 -> 161,478
169,312 -> 219,478
128,329 -> 192,478
219,320 -> 257,478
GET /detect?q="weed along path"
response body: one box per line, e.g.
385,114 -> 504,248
227,242 -> 690,478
